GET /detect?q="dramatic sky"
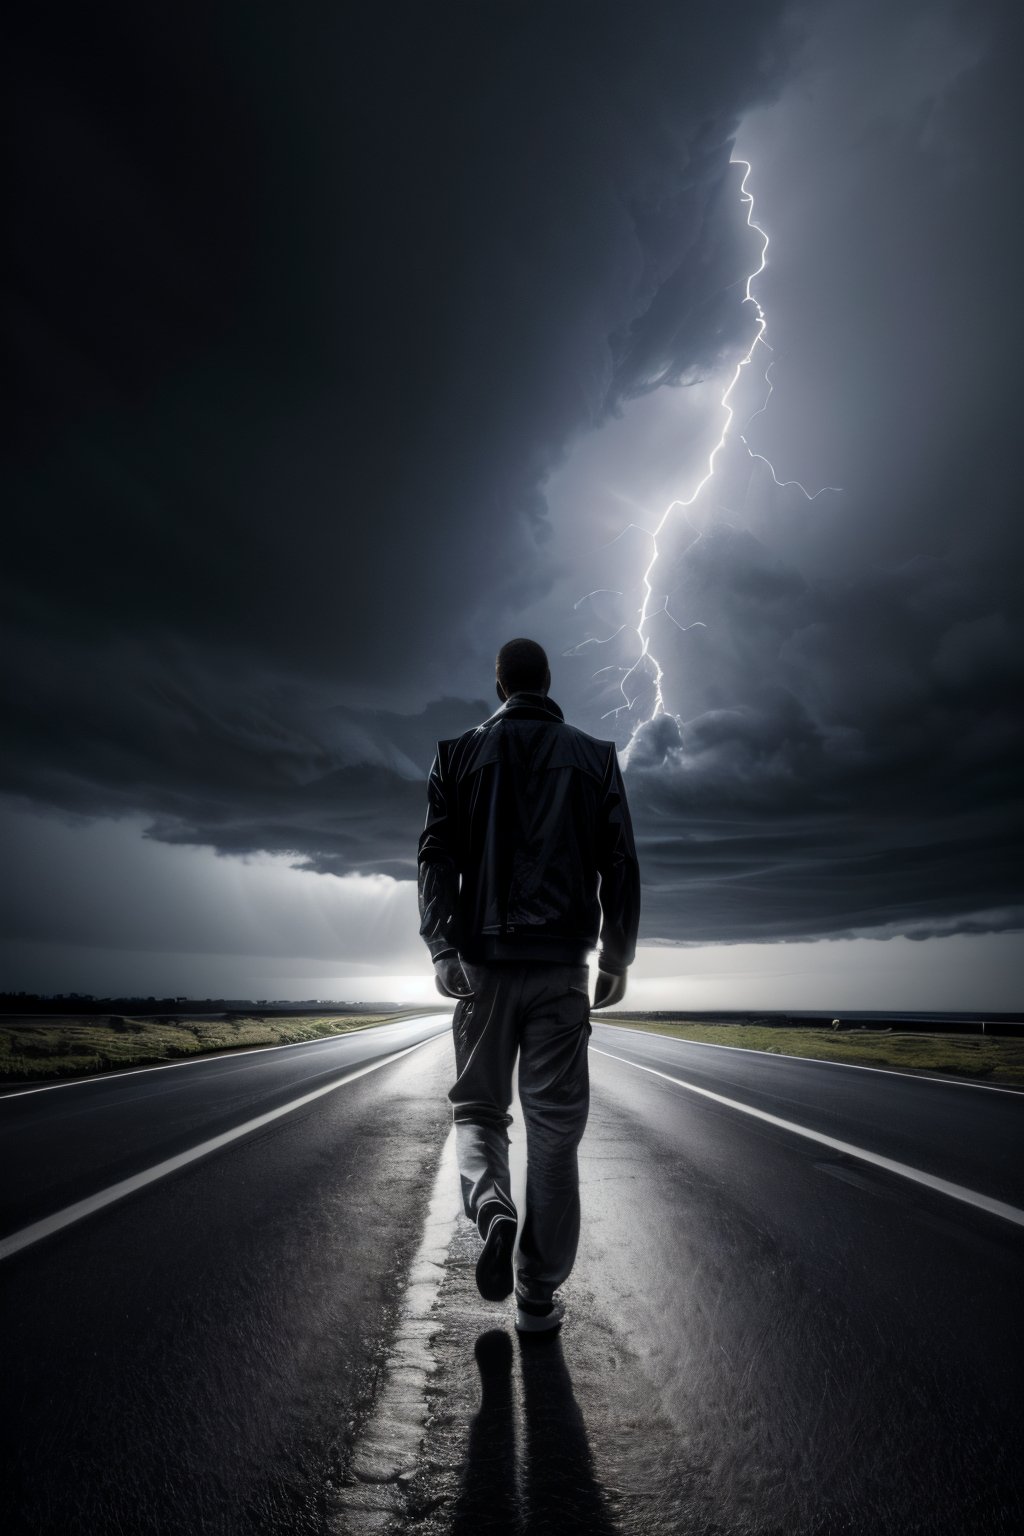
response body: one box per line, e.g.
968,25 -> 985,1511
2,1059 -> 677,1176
4,0 -> 1022,1007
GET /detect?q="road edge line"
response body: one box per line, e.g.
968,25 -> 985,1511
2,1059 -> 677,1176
591,1046 -> 1024,1231
595,1020 -> 1024,1096
0,1035 -> 446,1263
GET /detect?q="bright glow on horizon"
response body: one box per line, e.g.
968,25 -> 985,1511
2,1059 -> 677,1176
315,933 -> 1024,1013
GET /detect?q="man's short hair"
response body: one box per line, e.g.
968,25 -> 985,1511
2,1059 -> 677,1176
496,638 -> 550,695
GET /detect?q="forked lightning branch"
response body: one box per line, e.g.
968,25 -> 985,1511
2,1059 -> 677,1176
577,158 -> 840,728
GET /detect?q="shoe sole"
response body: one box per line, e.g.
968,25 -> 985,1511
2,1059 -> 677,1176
476,1214 -> 517,1301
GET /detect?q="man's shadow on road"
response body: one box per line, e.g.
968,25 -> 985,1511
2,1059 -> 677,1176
453,1327 -> 619,1535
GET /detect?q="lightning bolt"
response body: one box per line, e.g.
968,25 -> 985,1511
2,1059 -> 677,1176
740,361 -> 841,499
582,157 -> 839,726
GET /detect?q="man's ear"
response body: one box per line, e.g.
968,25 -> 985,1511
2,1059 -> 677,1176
496,679 -> 507,702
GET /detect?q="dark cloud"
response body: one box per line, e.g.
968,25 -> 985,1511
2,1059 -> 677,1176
3,0 -> 789,885
624,535 -> 1024,942
1,647 -> 487,876
3,0 -> 1022,960
5,0 -> 785,678
551,0 -> 1024,945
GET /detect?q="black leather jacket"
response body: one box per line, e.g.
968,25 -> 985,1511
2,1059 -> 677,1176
417,693 -> 640,973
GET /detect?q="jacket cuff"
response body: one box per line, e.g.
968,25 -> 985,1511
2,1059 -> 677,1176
597,955 -> 629,976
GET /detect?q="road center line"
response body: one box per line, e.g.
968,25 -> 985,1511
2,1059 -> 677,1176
0,1035 -> 445,1264
591,1046 -> 1024,1231
328,1125 -> 460,1527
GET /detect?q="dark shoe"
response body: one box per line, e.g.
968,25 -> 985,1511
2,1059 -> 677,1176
475,1204 -> 517,1302
514,1294 -> 565,1334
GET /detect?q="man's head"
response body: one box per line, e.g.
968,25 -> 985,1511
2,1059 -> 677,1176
495,638 -> 551,701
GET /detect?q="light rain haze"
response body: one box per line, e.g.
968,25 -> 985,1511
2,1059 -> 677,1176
4,0 -> 1022,1008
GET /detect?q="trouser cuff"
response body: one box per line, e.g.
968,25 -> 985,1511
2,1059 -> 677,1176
515,1277 -> 554,1306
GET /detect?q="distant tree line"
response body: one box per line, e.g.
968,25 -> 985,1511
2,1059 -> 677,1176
0,992 -> 384,1016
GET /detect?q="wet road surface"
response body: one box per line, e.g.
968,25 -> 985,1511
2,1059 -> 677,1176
577,1025 -> 1024,1533
2,1016 -> 1022,1533
0,1018 -> 452,1535
0,1014 -> 449,1244
400,1023 -> 1024,1536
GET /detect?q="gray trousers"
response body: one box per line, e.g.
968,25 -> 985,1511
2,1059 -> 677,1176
448,960 -> 592,1304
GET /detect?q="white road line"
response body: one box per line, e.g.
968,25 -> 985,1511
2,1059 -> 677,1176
0,1034 -> 445,1264
0,1014 -> 449,1100
595,1020 -> 1024,1096
591,1046 -> 1024,1231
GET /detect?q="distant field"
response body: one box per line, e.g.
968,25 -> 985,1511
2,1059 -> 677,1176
604,1019 -> 1024,1087
0,1014 -> 403,1083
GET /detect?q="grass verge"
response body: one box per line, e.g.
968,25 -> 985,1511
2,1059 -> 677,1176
602,1018 -> 1024,1087
0,1014 -> 409,1084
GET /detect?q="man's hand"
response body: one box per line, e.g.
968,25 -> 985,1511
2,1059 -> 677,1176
592,969 -> 627,1009
434,955 -> 472,999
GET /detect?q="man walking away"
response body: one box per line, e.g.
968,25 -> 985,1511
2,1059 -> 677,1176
417,638 -> 641,1333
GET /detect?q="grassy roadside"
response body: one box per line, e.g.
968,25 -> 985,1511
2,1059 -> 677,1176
602,1018 -> 1024,1088
0,1013 -> 415,1084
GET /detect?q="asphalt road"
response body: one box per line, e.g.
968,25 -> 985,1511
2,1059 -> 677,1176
590,1020 -> 1024,1211
2,1015 -> 1022,1534
570,1022 -> 1024,1535
0,1016 -> 453,1535
0,1014 -> 449,1245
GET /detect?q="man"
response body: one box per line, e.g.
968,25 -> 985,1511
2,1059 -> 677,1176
417,637 -> 641,1333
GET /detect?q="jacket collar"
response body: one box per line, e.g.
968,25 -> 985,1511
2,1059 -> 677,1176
483,691 -> 565,726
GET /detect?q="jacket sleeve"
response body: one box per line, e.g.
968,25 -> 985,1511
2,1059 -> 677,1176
595,746 -> 641,974
417,742 -> 460,962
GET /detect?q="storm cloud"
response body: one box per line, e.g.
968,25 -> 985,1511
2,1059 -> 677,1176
3,0 -> 1022,960
6,0 -> 785,672
625,537 -> 1023,941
